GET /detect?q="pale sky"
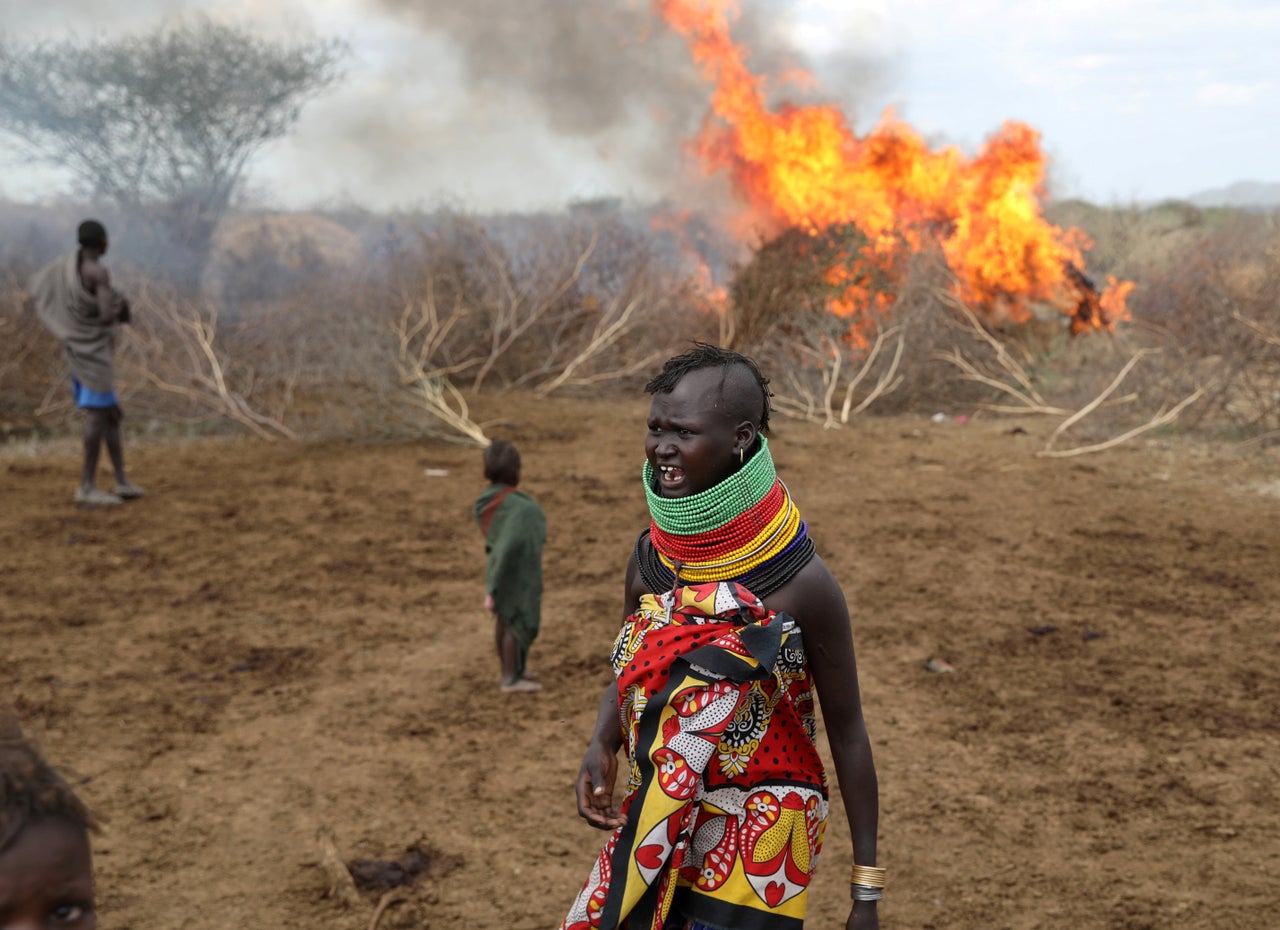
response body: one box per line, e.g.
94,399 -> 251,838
2,0 -> 1275,212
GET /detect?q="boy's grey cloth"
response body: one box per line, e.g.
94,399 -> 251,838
30,251 -> 121,394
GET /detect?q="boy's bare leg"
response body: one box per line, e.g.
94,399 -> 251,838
103,405 -> 143,498
104,406 -> 127,485
80,409 -> 106,491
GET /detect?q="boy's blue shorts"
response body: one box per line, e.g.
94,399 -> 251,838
71,378 -> 118,409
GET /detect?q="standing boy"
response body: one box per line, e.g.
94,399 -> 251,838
30,219 -> 143,505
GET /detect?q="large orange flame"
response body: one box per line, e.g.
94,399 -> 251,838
656,0 -> 1131,336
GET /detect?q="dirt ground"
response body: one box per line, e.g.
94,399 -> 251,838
2,394 -> 1278,930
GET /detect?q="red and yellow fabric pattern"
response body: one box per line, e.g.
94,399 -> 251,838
559,582 -> 828,930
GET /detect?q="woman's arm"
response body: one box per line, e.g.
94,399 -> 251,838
573,551 -> 642,830
786,557 -> 880,929
575,682 -> 627,829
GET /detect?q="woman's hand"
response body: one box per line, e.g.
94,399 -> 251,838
847,901 -> 879,930
575,740 -> 626,830
483,592 -> 494,611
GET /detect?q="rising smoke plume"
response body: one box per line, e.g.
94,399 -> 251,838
360,0 -> 887,211
2,0 -> 888,214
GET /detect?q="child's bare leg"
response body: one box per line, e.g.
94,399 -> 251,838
104,406 -> 128,485
499,625 -> 519,683
80,409 -> 106,490
498,624 -> 539,692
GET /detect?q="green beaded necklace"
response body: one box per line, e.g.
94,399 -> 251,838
643,437 -> 777,535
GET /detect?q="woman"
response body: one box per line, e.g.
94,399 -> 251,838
561,345 -> 882,930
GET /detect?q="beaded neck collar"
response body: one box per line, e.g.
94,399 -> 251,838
643,437 -> 776,535
639,437 -> 815,596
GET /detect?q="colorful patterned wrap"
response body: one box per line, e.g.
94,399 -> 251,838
559,581 -> 829,930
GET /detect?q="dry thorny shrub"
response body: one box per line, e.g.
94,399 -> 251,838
5,206 -> 1278,448
0,280 -> 66,431
371,212 -> 716,441
723,219 -> 1234,450
1,211 -> 721,443
728,233 -> 1054,424
1127,213 -> 1280,440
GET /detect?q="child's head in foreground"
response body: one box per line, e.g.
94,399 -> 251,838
0,718 -> 97,930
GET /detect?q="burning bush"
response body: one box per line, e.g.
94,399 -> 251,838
5,192 -> 1277,451
729,222 -> 904,349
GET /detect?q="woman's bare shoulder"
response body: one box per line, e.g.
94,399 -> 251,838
762,555 -> 848,622
625,536 -> 649,607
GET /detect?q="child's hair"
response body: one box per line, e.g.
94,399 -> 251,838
0,718 -> 97,854
483,439 -> 521,486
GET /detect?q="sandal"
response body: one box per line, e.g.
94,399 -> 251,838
75,486 -> 123,506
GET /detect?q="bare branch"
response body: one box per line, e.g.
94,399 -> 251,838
1230,309 -> 1280,349
937,289 -> 1048,404
368,891 -> 409,930
933,346 -> 1071,416
843,332 -> 906,421
537,291 -> 650,396
392,283 -> 489,446
1042,350 -> 1153,451
1037,387 -> 1206,458
126,289 -> 297,439
471,229 -> 598,390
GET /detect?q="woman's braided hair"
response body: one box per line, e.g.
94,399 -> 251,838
644,342 -> 773,434
0,718 -> 97,854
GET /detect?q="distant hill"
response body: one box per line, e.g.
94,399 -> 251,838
1187,180 -> 1280,209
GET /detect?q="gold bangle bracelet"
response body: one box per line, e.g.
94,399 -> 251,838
850,865 -> 886,888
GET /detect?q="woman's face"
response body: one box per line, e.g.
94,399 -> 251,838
645,368 -> 748,498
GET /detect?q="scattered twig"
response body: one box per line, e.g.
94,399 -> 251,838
938,290 -> 1050,405
392,284 -> 489,446
315,827 -> 362,910
129,290 -> 297,439
841,328 -> 906,422
771,324 -> 906,427
934,288 -> 1214,457
368,890 -> 409,930
1238,428 -> 1280,448
933,346 -> 1070,416
1035,347 -> 1209,457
